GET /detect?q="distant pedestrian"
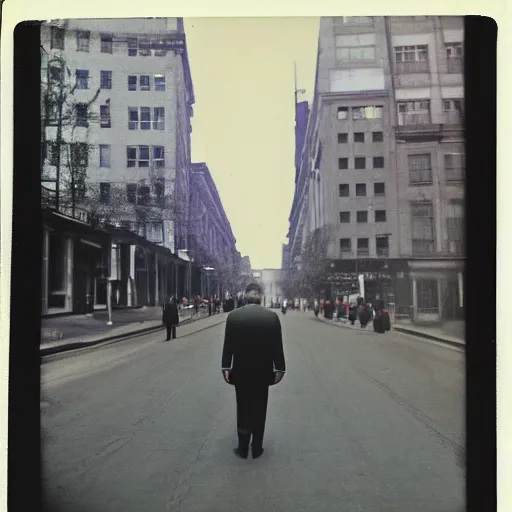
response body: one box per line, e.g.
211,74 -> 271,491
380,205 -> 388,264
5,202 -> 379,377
373,300 -> 391,334
359,303 -> 372,328
348,304 -> 358,325
221,283 -> 286,459
162,296 -> 179,340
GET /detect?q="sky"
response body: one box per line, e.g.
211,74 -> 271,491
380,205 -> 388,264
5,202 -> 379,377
184,17 -> 320,270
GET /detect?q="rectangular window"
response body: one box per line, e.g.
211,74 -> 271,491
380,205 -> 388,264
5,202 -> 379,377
339,211 -> 350,223
126,184 -> 137,204
139,37 -> 151,57
46,141 -> 59,166
51,26 -> 65,50
445,42 -> 463,73
127,36 -> 138,56
338,133 -> 348,143
394,45 -> 429,73
376,235 -> 389,257
339,184 -> 349,197
375,210 -> 386,222
100,71 -> 112,89
372,131 -> 383,142
354,132 -> 365,143
443,99 -> 463,124
337,107 -> 348,120
411,201 -> 435,255
138,185 -> 151,205
355,157 -> 366,170
444,153 -> 465,182
99,144 -> 111,168
417,279 -> 439,312
357,238 -> 369,257
127,146 -> 137,167
339,158 -> 348,170
140,107 -> 151,130
138,146 -> 150,167
140,75 -> 151,91
101,33 -> 113,53
154,179 -> 165,207
75,103 -> 88,127
70,142 -> 88,167
153,146 -> 165,168
76,30 -> 90,52
340,238 -> 351,254
374,182 -> 385,196
99,183 -> 111,204
409,154 -> 432,184
128,107 -> 139,130
152,107 -> 165,130
445,199 -> 464,254
128,75 -> 137,91
336,46 -> 375,62
154,74 -> 166,91
76,69 -> 89,89
356,183 -> 366,197
352,106 -> 383,120
373,157 -> 384,169
100,105 -> 111,128
397,100 -> 431,126
357,211 -> 368,223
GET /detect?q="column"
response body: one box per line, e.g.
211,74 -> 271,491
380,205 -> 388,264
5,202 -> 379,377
411,277 -> 418,321
128,245 -> 136,307
65,238 -> 74,312
41,229 -> 49,315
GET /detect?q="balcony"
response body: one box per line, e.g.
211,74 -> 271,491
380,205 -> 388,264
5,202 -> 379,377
395,61 -> 429,74
447,57 -> 463,74
376,247 -> 389,257
409,168 -> 433,185
443,239 -> 464,256
443,110 -> 462,126
396,113 -> 442,142
412,240 -> 435,256
357,249 -> 370,258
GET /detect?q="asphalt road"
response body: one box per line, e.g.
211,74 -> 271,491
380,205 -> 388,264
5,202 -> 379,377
41,310 -> 465,512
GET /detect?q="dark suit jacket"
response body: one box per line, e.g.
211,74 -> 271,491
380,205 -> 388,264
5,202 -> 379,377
221,304 -> 286,387
162,301 -> 179,325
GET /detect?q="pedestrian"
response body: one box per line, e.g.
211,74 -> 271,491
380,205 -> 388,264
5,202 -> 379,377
281,298 -> 287,315
162,296 -> 179,340
359,303 -> 372,328
348,303 -> 357,325
221,283 -> 286,460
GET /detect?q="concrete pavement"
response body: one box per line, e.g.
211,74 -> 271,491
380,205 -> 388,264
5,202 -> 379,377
41,310 -> 465,512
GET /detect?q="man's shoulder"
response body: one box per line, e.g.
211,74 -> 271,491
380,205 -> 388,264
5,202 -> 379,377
228,305 -> 277,321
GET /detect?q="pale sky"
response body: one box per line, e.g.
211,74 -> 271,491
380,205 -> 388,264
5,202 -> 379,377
184,17 -> 320,269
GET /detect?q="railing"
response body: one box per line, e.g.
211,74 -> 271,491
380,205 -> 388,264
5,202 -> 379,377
443,239 -> 464,255
409,168 -> 433,185
445,167 -> 464,182
376,247 -> 389,257
395,61 -> 429,74
357,249 -> 370,258
398,112 -> 431,126
412,240 -> 435,256
447,58 -> 463,73
443,111 -> 462,126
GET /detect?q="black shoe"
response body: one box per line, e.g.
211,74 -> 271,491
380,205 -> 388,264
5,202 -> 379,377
252,448 -> 264,459
166,338 -> 170,341
233,448 -> 248,459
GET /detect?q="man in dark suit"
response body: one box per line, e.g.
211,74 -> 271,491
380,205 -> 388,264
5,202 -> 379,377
162,296 -> 179,340
221,283 -> 286,460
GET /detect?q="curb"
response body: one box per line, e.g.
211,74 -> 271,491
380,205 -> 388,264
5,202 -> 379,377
40,313 -> 222,357
392,326 -> 465,348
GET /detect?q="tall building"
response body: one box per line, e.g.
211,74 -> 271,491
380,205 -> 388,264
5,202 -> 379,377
285,16 -> 464,323
41,18 -> 194,253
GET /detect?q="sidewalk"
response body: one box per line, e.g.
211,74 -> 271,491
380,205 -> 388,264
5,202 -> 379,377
41,306 -> 225,356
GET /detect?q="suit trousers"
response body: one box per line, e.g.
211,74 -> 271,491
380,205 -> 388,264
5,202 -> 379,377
235,384 -> 269,452
166,324 -> 177,340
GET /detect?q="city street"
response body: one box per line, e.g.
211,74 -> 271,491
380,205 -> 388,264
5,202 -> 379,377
41,310 -> 465,512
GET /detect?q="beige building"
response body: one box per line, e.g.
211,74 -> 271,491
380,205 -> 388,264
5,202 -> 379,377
288,16 -> 464,323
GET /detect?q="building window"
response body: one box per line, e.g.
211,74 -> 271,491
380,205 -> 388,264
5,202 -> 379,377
356,183 -> 366,197
153,107 -> 165,130
154,74 -> 166,91
76,30 -> 90,52
340,238 -> 352,256
339,184 -> 349,197
138,146 -> 150,167
126,184 -> 137,203
338,133 -> 348,143
394,45 -> 429,73
100,104 -> 111,128
336,46 -> 375,62
126,145 -> 150,168
99,144 -> 111,168
339,158 -> 348,170
138,185 -> 151,205
75,69 -> 89,89
340,211 -> 350,223
376,236 -> 389,257
100,71 -> 112,89
75,103 -> 88,127
140,75 -> 151,91
70,142 -> 88,167
354,132 -> 365,143
411,201 -> 435,255
374,182 -> 385,196
128,75 -> 137,91
373,156 -> 384,169
352,106 -> 383,120
375,210 -> 386,222
372,131 -> 383,142
357,211 -> 368,223
154,179 -> 165,207
417,279 -> 439,312
444,153 -> 465,182
355,157 -> 366,169
128,108 -> 138,130
153,146 -> 165,168
397,100 -> 430,126
337,107 -> 348,120
127,35 -> 167,57
357,238 -> 369,257
101,33 -> 113,53
443,99 -> 463,125
446,42 -> 463,73
408,154 -> 432,184
51,26 -> 65,50
46,141 -> 59,166
445,199 -> 464,254
99,183 -> 111,203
